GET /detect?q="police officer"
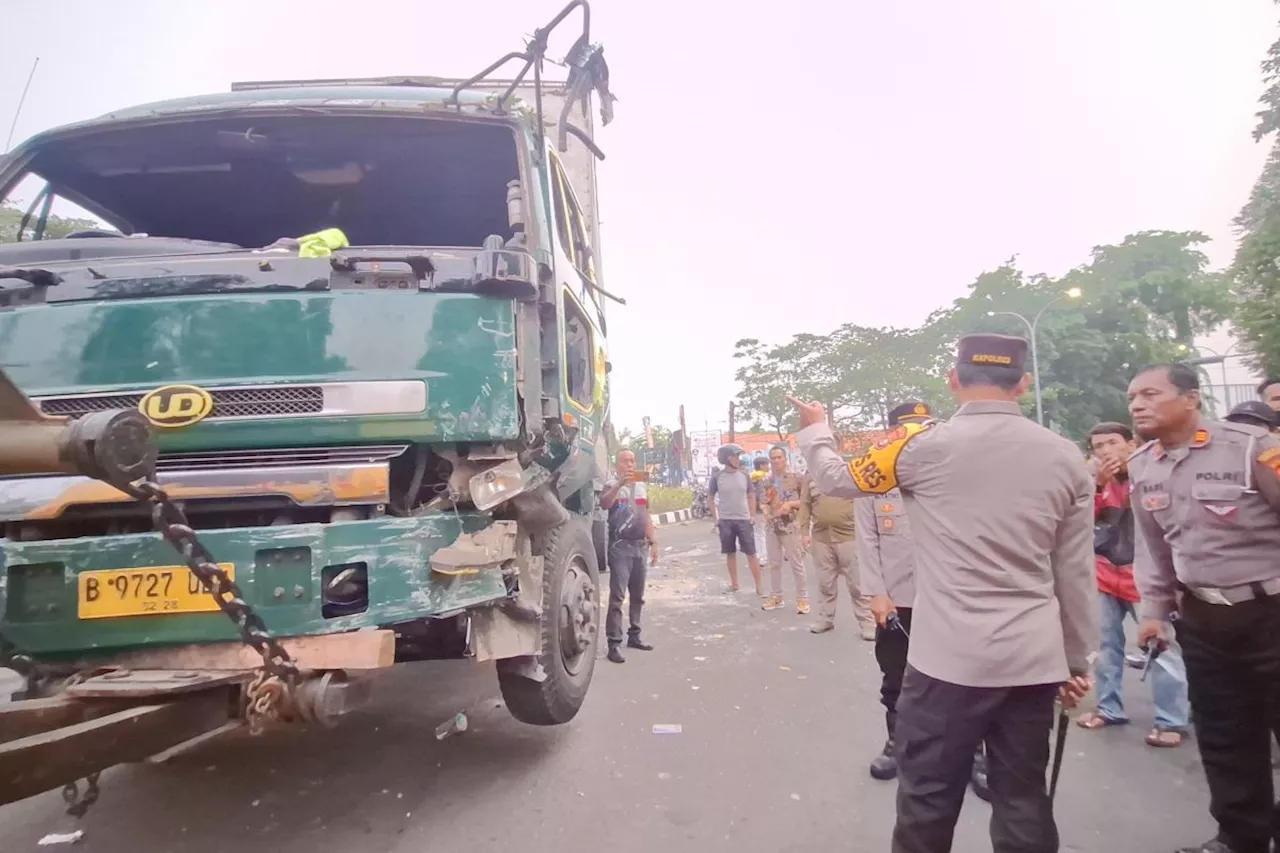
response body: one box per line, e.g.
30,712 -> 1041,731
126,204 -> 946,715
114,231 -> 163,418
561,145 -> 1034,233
856,401 -> 928,778
1128,363 -> 1280,853
791,333 -> 1096,853
855,400 -> 993,797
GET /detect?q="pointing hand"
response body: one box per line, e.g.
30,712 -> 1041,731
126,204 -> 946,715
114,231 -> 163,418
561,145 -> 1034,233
787,397 -> 827,430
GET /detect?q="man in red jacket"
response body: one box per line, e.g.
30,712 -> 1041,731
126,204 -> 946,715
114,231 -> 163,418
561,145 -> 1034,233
1076,422 -> 1189,747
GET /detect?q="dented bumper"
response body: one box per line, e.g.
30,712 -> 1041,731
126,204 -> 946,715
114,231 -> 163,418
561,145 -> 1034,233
1,512 -> 509,658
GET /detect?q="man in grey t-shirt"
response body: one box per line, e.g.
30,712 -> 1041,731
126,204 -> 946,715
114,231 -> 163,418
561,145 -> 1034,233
708,444 -> 763,596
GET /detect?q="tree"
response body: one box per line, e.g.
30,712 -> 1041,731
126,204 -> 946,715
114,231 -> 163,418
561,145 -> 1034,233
0,202 -> 105,242
733,232 -> 1227,445
732,337 -> 804,438
1231,5 -> 1280,375
929,233 -> 1223,438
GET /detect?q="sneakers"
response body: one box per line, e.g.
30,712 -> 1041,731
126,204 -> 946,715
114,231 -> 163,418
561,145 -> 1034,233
860,626 -> 877,641
810,622 -> 834,634
761,596 -> 784,611
796,597 -> 810,615
869,740 -> 897,780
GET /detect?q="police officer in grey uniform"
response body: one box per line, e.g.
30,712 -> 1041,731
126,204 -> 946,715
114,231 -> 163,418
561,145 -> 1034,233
1128,362 -> 1280,853
792,333 -> 1096,853
856,400 -> 993,800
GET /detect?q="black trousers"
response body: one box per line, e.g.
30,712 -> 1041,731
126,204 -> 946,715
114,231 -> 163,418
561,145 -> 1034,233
891,666 -> 1058,853
875,606 -> 913,738
1175,592 -> 1280,853
605,540 -> 647,644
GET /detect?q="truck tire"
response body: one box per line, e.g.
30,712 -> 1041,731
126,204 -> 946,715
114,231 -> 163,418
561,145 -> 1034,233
499,517 -> 600,726
592,517 -> 609,574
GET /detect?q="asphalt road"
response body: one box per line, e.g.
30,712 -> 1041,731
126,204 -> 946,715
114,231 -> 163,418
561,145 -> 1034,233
0,521 -> 1219,852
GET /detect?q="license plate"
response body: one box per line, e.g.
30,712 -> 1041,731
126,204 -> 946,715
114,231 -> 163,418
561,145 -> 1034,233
77,564 -> 235,620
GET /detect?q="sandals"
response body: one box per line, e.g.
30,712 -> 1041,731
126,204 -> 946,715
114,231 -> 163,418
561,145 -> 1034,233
1146,727 -> 1184,748
1076,712 -> 1127,730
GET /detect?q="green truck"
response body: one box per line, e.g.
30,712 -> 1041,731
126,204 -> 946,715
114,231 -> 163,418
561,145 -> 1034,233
0,1 -> 618,804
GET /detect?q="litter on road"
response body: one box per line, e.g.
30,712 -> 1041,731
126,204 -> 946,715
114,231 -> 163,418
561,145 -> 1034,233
652,724 -> 683,735
435,713 -> 469,741
38,831 -> 85,846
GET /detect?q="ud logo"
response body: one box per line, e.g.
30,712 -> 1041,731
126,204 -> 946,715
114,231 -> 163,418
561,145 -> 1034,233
138,384 -> 214,428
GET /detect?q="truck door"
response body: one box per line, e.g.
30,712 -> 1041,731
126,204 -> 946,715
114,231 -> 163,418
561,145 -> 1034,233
547,151 -> 607,456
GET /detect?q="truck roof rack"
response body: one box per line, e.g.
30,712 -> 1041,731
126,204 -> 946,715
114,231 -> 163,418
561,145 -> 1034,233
229,76 -> 566,93
449,0 -> 614,159
230,2 -> 614,160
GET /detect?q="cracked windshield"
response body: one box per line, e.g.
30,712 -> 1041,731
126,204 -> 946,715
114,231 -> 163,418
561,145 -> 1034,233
3,2 -> 1280,852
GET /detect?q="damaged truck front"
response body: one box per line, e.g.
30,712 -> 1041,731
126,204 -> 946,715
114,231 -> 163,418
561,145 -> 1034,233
0,1 -> 618,780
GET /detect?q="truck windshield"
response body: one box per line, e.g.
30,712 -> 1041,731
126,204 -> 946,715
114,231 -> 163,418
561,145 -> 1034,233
0,114 -> 521,249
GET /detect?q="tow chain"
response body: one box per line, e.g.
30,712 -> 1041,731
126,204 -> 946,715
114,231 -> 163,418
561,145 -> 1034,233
57,478 -> 299,821
117,478 -> 300,721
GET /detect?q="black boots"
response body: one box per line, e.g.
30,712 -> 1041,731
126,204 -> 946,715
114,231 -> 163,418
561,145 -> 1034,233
607,644 -> 625,664
870,740 -> 897,780
627,637 -> 654,651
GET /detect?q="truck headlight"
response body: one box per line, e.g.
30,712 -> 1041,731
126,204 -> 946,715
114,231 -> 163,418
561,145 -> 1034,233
469,458 -> 526,511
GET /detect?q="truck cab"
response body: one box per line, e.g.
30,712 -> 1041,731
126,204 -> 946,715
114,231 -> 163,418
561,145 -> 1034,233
0,5 -> 617,742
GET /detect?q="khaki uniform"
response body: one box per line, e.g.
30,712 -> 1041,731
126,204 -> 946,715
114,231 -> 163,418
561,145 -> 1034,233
799,403 -> 1097,686
799,400 -> 1097,853
799,478 -> 874,633
761,470 -> 807,601
853,489 -> 916,607
1129,420 -> 1280,853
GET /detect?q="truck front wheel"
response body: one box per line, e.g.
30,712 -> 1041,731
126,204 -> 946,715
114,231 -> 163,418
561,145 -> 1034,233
499,518 -> 600,725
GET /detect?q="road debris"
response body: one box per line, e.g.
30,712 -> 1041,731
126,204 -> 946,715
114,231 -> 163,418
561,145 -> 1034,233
693,656 -> 707,662
37,831 -> 84,847
790,793 -> 801,801
779,665 -> 792,672
652,724 -> 683,735
435,712 -> 469,741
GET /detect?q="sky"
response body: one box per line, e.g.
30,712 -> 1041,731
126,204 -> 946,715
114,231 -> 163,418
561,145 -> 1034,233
2,0 -> 1276,433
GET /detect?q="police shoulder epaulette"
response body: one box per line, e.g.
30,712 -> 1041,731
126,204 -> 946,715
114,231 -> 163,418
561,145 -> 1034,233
844,420 -> 933,495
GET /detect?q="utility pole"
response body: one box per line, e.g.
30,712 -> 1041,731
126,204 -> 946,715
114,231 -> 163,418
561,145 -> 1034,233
678,405 -> 690,469
727,402 -> 736,443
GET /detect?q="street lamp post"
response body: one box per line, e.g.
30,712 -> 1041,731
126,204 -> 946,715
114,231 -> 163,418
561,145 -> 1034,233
987,288 -> 1082,426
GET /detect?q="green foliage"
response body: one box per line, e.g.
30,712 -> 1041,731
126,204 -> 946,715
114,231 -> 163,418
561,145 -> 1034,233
647,485 -> 691,514
0,202 -> 106,242
932,232 -> 1222,438
734,232 -> 1222,441
1233,7 -> 1280,376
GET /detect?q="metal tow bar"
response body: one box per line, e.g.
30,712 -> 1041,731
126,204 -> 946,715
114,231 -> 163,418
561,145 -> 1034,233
0,368 -> 298,819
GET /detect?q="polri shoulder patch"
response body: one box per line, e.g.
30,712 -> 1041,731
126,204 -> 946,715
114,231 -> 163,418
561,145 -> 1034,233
1257,446 -> 1280,478
845,421 -> 932,494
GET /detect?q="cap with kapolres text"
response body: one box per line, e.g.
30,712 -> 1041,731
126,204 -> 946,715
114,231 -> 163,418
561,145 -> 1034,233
956,333 -> 1029,373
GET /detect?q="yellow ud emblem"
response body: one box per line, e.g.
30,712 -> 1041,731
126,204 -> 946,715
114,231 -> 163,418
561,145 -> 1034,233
139,384 -> 214,428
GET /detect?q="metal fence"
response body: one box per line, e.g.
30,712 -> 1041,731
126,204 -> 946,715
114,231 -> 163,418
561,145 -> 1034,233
1201,383 -> 1257,418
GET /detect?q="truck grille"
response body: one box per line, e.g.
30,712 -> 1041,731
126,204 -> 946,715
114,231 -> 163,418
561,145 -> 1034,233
38,385 -> 324,421
154,444 -> 409,472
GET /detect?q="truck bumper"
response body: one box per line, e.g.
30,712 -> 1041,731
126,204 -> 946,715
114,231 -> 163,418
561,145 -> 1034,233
1,513 -> 507,657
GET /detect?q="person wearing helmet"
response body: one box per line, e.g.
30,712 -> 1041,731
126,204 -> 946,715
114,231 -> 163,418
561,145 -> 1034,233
1226,400 -> 1279,432
708,443 -> 764,595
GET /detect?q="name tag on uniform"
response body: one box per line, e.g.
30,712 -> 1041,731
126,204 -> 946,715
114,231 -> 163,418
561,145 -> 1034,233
1141,493 -> 1170,511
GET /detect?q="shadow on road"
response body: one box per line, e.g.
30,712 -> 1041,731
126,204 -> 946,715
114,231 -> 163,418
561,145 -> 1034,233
0,660 -> 569,852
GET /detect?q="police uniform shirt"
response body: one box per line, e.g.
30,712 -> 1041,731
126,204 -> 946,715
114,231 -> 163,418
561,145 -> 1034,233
800,407 -> 1096,687
1129,420 -> 1280,621
854,489 -> 917,607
